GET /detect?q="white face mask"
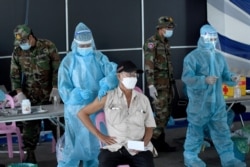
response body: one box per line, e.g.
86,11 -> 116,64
19,42 -> 31,50
122,77 -> 137,89
164,30 -> 173,38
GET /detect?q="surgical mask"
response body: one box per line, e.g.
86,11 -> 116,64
19,42 -> 31,50
164,30 -> 173,38
77,47 -> 93,56
211,41 -> 217,49
122,77 -> 137,89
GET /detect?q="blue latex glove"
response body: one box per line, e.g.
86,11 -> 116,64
98,85 -> 109,101
0,90 -> 5,101
231,75 -> 241,83
80,89 -> 93,100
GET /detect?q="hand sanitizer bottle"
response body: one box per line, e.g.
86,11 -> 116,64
40,119 -> 45,142
21,99 -> 31,114
234,84 -> 241,98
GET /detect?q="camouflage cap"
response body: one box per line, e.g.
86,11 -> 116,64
156,16 -> 175,29
13,24 -> 31,45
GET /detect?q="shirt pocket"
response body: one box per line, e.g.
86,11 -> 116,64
36,54 -> 50,70
129,109 -> 146,127
105,106 -> 125,125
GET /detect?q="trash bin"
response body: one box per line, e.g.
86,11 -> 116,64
231,136 -> 249,162
7,163 -> 38,167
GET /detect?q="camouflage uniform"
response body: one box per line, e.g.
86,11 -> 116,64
144,30 -> 174,139
10,25 -> 60,154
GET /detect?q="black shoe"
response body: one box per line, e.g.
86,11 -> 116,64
163,142 -> 177,152
25,150 -> 37,164
204,138 -> 214,147
151,138 -> 177,152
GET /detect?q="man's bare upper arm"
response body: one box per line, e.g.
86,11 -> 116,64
82,96 -> 107,115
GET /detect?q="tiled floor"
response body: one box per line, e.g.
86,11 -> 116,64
0,121 -> 249,167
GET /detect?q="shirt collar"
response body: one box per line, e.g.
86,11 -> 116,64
117,86 -> 138,100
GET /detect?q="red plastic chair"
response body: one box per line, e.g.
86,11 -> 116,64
0,94 -> 24,161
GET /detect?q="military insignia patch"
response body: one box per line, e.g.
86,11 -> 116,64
15,34 -> 21,40
147,43 -> 154,49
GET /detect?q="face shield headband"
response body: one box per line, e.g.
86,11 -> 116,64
74,30 -> 93,45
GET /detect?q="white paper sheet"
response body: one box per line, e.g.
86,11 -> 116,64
127,140 -> 145,151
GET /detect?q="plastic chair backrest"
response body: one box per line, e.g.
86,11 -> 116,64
0,94 -> 15,109
134,86 -> 143,93
0,94 -> 24,161
95,111 -> 106,147
0,94 -> 16,128
5,94 -> 15,109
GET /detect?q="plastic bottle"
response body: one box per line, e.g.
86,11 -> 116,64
40,119 -> 45,142
21,99 -> 31,114
234,84 -> 241,98
53,96 -> 58,107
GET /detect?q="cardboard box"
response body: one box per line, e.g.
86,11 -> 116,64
222,77 -> 246,97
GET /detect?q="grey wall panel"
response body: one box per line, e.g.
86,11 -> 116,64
0,0 -> 28,56
68,0 -> 142,50
28,0 -> 66,51
0,0 -> 65,56
0,0 -> 207,92
144,0 -> 207,46
170,48 -> 195,79
0,59 -> 11,91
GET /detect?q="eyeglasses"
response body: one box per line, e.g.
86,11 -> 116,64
121,72 -> 139,78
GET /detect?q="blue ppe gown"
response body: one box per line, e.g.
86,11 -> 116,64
0,90 -> 5,101
181,25 -> 246,167
57,22 -> 118,167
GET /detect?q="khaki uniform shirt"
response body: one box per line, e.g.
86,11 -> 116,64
103,87 -> 156,155
143,32 -> 174,90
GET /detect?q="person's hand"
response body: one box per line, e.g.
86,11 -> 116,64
149,85 -> 158,100
231,75 -> 241,83
98,85 -> 109,101
49,88 -> 61,104
98,134 -> 117,146
14,92 -> 27,106
80,90 -> 93,100
205,76 -> 218,85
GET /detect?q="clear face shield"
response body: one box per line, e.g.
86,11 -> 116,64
201,33 -> 221,50
74,30 -> 93,45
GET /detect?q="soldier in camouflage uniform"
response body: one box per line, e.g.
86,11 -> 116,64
143,16 -> 176,152
10,24 -> 61,163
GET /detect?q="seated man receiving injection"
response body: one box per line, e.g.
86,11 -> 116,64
78,60 -> 156,167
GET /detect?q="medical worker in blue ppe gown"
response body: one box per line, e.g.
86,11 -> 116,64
181,24 -> 246,167
57,22 -> 118,167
